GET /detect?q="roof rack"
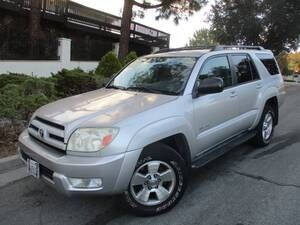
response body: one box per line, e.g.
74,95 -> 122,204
154,45 -> 266,54
213,45 -> 265,51
154,46 -> 214,54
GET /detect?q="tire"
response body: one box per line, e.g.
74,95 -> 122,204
124,142 -> 188,216
252,104 -> 276,147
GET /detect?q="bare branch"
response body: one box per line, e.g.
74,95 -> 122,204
132,0 -> 173,9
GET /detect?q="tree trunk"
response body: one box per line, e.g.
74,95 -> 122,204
119,0 -> 133,60
29,0 -> 42,57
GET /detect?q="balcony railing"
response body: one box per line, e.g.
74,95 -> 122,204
0,0 -> 170,47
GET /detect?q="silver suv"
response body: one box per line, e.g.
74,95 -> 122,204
19,45 -> 285,216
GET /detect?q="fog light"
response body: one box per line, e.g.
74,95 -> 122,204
68,178 -> 102,189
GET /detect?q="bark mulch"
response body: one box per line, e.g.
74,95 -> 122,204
0,120 -> 26,158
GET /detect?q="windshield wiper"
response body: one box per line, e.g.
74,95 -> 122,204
126,86 -> 178,96
107,85 -> 178,95
106,85 -> 126,90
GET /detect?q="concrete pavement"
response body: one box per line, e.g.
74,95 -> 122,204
0,85 -> 300,225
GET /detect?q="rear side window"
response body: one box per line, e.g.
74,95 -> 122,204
256,53 -> 280,75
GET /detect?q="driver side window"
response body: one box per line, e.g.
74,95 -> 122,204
198,56 -> 232,88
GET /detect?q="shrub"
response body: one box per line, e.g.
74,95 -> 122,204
94,75 -> 110,88
52,68 -> 98,98
0,73 -> 30,89
95,51 -> 122,77
0,77 -> 56,121
21,93 -> 50,120
0,84 -> 23,120
121,51 -> 138,66
22,77 -> 56,98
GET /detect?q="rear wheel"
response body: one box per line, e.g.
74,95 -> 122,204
124,143 -> 188,216
252,104 -> 275,147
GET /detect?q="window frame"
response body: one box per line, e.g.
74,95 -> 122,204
228,53 -> 261,87
193,54 -> 234,92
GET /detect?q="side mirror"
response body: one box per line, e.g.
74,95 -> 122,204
197,77 -> 224,95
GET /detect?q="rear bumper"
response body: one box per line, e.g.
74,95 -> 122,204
18,130 -> 141,196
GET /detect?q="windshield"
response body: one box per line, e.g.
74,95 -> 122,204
107,57 -> 197,95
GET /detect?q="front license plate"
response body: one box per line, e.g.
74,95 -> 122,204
27,159 -> 40,179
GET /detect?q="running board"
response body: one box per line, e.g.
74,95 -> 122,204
191,130 -> 257,169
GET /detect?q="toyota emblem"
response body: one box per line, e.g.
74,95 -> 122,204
39,128 -> 45,138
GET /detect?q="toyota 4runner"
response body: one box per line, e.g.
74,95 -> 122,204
18,45 -> 285,216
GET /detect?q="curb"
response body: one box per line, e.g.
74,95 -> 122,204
284,81 -> 300,85
0,154 -> 24,173
0,154 -> 28,188
0,167 -> 28,188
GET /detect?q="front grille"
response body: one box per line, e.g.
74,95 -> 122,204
29,124 -> 38,132
35,116 -> 65,130
28,116 -> 66,150
29,134 -> 65,153
49,133 -> 65,143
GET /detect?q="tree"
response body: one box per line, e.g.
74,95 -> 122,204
95,51 -> 122,77
119,0 -> 207,59
210,0 -> 300,55
276,51 -> 291,75
287,53 -> 300,74
188,28 -> 218,47
29,0 -> 42,56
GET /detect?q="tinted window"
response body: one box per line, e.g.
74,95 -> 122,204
199,56 -> 232,88
256,53 -> 280,75
232,55 -> 252,84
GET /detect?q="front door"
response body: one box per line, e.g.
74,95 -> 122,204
193,55 -> 240,153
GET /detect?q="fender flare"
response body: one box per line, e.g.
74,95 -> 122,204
127,116 -> 194,156
251,86 -> 279,129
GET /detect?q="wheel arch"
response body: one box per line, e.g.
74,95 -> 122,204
127,117 -> 194,168
143,133 -> 192,168
265,96 -> 279,125
251,86 -> 280,129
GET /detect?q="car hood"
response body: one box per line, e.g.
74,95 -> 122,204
35,88 -> 178,129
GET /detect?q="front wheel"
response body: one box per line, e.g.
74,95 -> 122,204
124,143 -> 188,216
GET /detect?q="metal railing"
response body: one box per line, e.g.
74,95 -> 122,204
71,39 -> 113,61
0,38 -> 59,60
0,0 -> 170,47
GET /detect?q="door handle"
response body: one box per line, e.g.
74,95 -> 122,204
230,91 -> 237,98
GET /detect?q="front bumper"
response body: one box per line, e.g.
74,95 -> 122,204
18,130 -> 141,196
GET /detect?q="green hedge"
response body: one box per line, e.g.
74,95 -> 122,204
0,51 -> 138,121
53,68 -> 98,98
0,73 -> 30,89
0,78 -> 56,121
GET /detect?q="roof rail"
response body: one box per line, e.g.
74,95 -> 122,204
153,45 -> 267,54
213,45 -> 265,51
154,46 -> 214,54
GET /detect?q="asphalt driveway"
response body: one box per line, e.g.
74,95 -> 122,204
1,84 -> 300,225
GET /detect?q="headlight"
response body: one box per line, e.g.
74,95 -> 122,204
67,128 -> 119,152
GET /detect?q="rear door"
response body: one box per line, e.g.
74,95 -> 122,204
192,54 -> 240,153
229,54 -> 261,130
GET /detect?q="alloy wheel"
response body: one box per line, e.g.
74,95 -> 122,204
129,160 -> 176,206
